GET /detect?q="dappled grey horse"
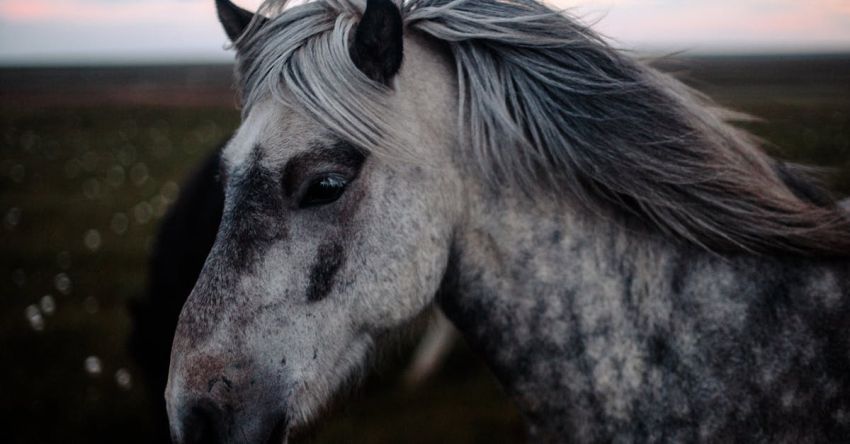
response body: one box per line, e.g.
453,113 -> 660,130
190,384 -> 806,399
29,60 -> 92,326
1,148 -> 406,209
166,0 -> 850,442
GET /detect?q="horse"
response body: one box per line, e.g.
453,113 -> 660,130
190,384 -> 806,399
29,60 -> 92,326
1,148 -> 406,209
165,0 -> 850,442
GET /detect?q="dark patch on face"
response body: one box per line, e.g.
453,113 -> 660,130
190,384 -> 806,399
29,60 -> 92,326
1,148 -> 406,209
306,242 -> 346,302
218,146 -> 288,273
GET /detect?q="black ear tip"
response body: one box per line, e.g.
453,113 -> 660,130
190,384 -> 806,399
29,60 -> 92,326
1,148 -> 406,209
366,0 -> 401,14
216,0 -> 262,43
352,0 -> 404,83
359,0 -> 403,38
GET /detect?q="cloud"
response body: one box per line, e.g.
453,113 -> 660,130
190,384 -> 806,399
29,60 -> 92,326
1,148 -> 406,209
0,0 -> 848,63
552,0 -> 850,51
0,0 -> 214,24
0,0 -> 235,63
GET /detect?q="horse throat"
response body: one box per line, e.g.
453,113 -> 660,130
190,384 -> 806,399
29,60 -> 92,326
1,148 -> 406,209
437,195 -> 653,439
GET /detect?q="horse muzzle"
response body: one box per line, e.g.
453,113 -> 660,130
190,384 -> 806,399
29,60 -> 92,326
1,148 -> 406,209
165,354 -> 290,444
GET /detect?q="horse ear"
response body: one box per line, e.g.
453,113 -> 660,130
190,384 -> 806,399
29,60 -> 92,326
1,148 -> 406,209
351,0 -> 404,84
216,0 -> 265,43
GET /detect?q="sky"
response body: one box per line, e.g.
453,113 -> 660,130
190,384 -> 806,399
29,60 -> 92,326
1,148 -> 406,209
0,0 -> 849,65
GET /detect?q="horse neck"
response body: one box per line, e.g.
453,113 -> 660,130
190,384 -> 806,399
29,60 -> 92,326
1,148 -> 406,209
437,184 -> 849,438
438,187 -> 665,423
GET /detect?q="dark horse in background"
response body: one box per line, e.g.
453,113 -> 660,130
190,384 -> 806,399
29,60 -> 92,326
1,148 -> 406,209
128,147 -> 224,442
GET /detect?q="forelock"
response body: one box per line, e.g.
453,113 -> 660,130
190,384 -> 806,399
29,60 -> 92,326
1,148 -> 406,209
238,0 -> 409,159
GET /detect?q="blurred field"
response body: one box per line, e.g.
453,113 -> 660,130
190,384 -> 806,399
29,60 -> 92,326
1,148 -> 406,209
1,54 -> 849,444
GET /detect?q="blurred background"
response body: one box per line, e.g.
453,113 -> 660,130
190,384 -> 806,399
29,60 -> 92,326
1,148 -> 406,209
1,1 -> 849,443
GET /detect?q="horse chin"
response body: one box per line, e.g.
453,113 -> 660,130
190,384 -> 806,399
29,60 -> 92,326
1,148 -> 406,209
285,334 -> 374,435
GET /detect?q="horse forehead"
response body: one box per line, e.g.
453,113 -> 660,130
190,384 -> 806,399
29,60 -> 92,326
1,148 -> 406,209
223,100 -> 323,170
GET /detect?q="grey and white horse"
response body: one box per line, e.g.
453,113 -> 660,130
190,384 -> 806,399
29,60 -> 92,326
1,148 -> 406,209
166,0 -> 850,442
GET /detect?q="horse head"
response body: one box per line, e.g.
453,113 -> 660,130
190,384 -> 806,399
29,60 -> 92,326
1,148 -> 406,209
166,1 -> 463,442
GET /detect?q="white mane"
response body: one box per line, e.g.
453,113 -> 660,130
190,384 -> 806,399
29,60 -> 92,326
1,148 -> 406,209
238,0 -> 850,256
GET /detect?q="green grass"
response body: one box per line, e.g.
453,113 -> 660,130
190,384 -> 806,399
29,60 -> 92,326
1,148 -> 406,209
1,59 -> 849,444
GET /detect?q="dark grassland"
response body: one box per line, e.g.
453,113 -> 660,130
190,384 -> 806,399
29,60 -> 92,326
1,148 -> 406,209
1,55 -> 849,443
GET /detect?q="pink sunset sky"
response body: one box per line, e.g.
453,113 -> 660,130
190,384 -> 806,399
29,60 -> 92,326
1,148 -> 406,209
1,0 -> 849,64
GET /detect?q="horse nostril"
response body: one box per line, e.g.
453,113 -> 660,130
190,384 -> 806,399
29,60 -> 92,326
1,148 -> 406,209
181,402 -> 220,444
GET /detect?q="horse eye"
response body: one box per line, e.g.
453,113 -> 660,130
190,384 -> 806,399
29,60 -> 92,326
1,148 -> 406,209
299,174 -> 349,208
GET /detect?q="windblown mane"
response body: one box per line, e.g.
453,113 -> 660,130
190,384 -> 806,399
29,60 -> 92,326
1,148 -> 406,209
240,0 -> 850,256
